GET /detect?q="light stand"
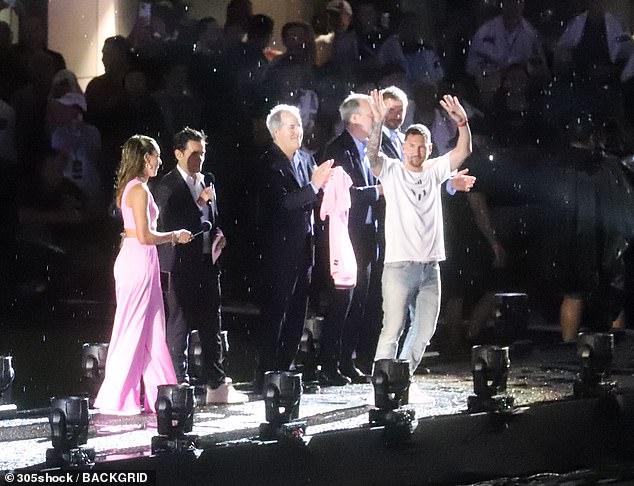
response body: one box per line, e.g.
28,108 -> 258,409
493,292 -> 529,345
187,330 -> 207,405
151,384 -> 198,454
0,355 -> 17,419
467,345 -> 514,413
259,371 -> 306,441
80,343 -> 108,406
369,359 -> 416,444
187,329 -> 231,405
573,332 -> 617,398
46,396 -> 95,466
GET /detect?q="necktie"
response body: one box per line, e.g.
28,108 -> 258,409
296,161 -> 306,186
361,142 -> 375,185
391,131 -> 402,159
359,142 -> 374,224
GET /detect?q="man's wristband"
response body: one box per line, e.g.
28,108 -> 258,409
457,120 -> 468,128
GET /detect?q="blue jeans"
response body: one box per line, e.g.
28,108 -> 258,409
374,261 -> 441,375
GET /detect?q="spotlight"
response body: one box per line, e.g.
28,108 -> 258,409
151,384 -> 198,454
493,292 -> 528,344
259,371 -> 306,441
186,330 -> 207,405
573,332 -> 616,398
0,355 -> 17,419
187,330 -> 232,405
297,327 -> 320,392
81,343 -> 108,404
369,359 -> 416,444
187,330 -> 204,384
371,359 -> 410,411
46,396 -> 95,466
467,345 -> 514,413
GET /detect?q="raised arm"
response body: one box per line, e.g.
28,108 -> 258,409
439,95 -> 472,171
367,89 -> 387,178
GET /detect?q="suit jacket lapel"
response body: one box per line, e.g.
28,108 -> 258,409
381,131 -> 400,160
341,131 -> 366,184
271,145 -> 300,188
173,172 -> 201,215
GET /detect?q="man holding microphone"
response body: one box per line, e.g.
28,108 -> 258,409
153,127 -> 247,404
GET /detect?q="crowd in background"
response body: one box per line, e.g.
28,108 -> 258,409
1,0 -> 633,364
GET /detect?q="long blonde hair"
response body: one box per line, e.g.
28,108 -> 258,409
114,135 -> 157,207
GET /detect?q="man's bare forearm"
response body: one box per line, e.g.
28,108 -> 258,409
367,121 -> 384,177
449,123 -> 472,171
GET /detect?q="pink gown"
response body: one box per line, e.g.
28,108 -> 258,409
94,178 -> 176,414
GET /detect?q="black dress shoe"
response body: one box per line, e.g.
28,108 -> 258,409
340,365 -> 370,384
318,369 -> 352,387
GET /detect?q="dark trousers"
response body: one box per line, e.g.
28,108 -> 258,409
320,224 -> 377,369
258,235 -> 313,374
362,211 -> 386,365
164,259 -> 225,388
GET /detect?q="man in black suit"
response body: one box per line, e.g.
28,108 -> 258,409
153,127 -> 247,404
256,104 -> 333,393
318,92 -> 382,386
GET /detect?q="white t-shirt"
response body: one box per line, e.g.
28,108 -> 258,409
378,152 -> 452,263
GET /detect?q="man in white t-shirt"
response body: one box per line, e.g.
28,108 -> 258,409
366,89 -> 472,376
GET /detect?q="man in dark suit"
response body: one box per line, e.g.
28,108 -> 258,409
256,104 -> 333,393
318,92 -> 382,386
153,127 -> 247,404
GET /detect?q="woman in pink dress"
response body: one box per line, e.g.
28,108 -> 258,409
95,135 -> 191,414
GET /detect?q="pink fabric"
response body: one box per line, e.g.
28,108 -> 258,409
320,166 -> 357,289
94,178 -> 176,413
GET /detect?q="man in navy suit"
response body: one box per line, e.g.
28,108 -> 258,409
255,104 -> 333,393
318,92 -> 382,385
153,127 -> 247,404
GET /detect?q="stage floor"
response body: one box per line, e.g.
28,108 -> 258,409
3,334 -> 633,474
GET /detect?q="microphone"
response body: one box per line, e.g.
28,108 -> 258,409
191,220 -> 212,239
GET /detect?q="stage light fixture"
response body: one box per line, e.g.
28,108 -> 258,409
467,345 -> 514,413
81,343 -> 108,404
369,359 -> 416,444
493,292 -> 529,344
297,327 -> 320,391
187,330 -> 232,405
259,371 -> 306,441
0,355 -> 17,419
46,396 -> 95,466
371,359 -> 410,411
187,330 -> 204,384
186,330 -> 207,405
573,332 -> 616,398
151,384 -> 198,454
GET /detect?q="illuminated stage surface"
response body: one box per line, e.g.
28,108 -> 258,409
4,332 -> 634,485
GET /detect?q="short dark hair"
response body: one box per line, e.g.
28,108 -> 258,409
173,127 -> 207,151
404,124 -> 431,143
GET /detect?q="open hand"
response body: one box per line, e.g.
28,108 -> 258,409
450,168 -> 476,192
439,95 -> 468,126
368,89 -> 387,124
311,159 -> 334,189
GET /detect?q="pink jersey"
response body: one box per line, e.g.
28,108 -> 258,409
320,166 -> 357,288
